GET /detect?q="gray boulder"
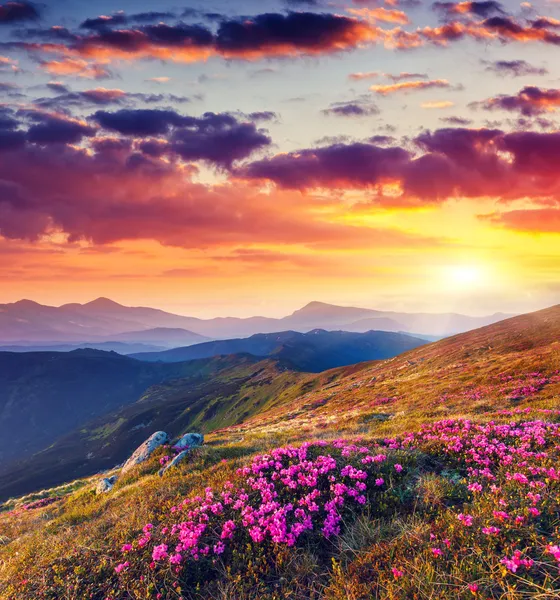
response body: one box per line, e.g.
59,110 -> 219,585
96,476 -> 117,494
174,432 -> 204,450
158,450 -> 190,477
121,431 -> 169,473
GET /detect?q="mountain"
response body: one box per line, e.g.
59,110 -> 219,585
131,329 -> 428,372
216,304 -> 560,443
0,297 -> 513,343
0,342 -> 167,354
0,354 -> 307,500
0,349 -> 243,466
111,328 -> 208,346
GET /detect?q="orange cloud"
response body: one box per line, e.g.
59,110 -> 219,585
421,101 -> 455,109
42,57 -> 111,79
371,79 -> 451,95
349,71 -> 381,81
347,7 -> 410,25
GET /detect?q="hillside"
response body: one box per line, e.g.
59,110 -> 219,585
212,304 -> 560,444
1,305 -> 559,600
0,355 -> 308,500
0,349 -> 258,466
131,329 -> 428,371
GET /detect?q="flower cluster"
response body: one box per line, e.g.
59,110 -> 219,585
114,440 -> 405,579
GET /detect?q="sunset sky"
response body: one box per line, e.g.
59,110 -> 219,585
0,0 -> 559,317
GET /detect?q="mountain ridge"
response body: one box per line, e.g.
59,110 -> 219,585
0,297 -> 515,343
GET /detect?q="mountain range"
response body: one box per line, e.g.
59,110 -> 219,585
0,297 -> 512,345
0,328 -> 425,498
130,329 -> 427,370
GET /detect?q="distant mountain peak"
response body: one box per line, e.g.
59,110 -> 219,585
13,299 -> 42,308
292,301 -> 342,314
84,297 -> 124,309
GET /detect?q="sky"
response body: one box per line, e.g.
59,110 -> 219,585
0,0 -> 559,318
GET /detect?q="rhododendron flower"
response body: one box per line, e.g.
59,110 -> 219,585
114,562 -> 129,574
458,513 -> 473,526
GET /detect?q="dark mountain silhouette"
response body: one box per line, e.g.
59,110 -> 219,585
131,329 -> 428,372
0,349 -> 231,465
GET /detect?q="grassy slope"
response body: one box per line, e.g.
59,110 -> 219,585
211,305 -> 560,445
0,355 -> 310,500
1,305 -> 559,599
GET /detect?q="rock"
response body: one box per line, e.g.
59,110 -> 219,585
121,431 -> 169,473
158,450 -> 190,477
96,476 -> 117,494
174,432 -> 204,451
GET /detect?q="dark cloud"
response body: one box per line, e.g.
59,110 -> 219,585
168,113 -> 272,167
439,116 -> 473,125
214,12 -> 376,56
246,111 -> 278,122
23,111 -> 97,145
471,87 -> 560,116
483,59 -> 548,77
239,126 -> 560,211
9,11 -> 378,66
239,142 -> 410,190
34,88 -> 191,110
433,1 -> 505,19
91,109 -> 271,167
0,1 -> 38,24
92,108 -> 193,136
322,100 -> 380,117
80,11 -> 176,31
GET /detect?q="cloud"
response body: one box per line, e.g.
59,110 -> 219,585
239,127 -> 560,218
322,100 -> 380,117
370,79 -> 451,95
472,86 -> 560,116
90,109 -> 272,167
481,207 -> 560,233
80,11 -> 177,31
347,7 -> 410,25
40,58 -> 112,79
440,115 -> 473,125
24,112 -> 97,145
10,12 -> 381,71
483,59 -> 548,77
386,72 -> 429,81
421,101 -> 455,108
0,1 -> 38,24
0,130 -> 438,250
34,87 -> 191,110
433,1 -> 505,19
349,71 -> 380,81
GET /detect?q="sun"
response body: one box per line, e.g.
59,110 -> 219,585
447,265 -> 485,287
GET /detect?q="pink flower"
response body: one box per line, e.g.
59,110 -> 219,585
391,567 -> 404,578
458,513 -> 473,526
431,548 -> 443,557
394,464 -> 403,473
114,562 -> 129,574
468,583 -> 479,594
375,478 -> 384,487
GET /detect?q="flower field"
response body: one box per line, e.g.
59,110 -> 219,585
3,410 -> 560,599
